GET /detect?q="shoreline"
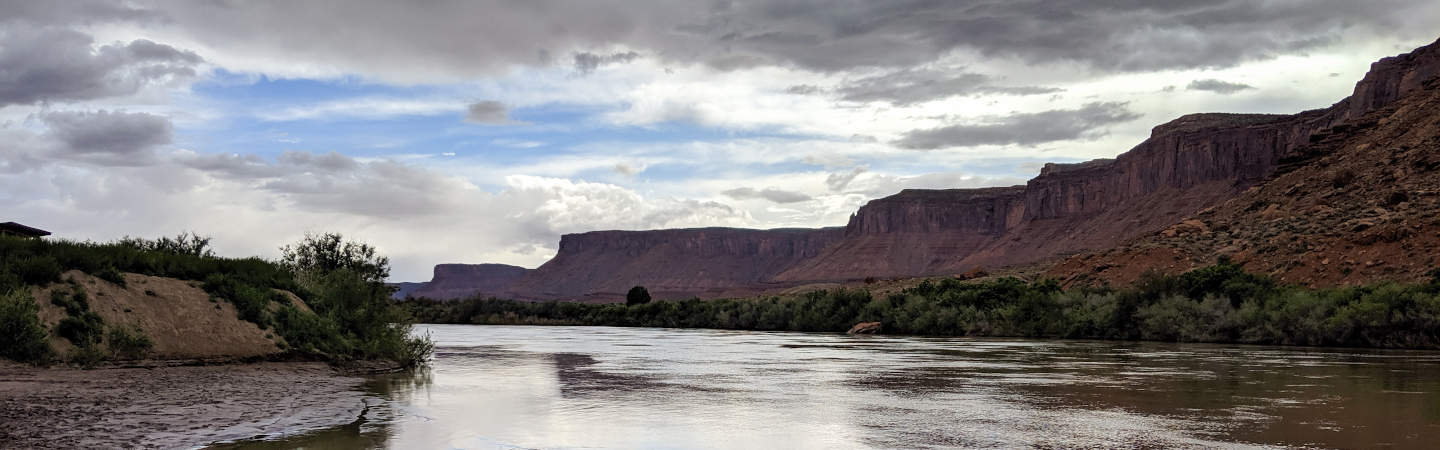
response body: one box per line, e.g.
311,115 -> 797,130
0,361 -> 373,449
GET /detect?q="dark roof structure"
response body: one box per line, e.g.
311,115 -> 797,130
0,222 -> 51,237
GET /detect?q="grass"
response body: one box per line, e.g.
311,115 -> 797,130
409,260 -> 1440,349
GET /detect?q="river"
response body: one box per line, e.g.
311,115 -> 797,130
220,324 -> 1440,449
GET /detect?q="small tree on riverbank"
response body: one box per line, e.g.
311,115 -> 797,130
626,286 -> 651,306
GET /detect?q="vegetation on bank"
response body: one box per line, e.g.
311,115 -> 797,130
0,232 -> 432,366
409,259 -> 1440,349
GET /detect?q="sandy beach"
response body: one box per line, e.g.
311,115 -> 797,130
0,362 -> 370,449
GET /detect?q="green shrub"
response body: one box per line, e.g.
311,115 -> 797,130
0,290 -> 53,364
57,312 -> 105,347
626,286 -> 652,306
203,273 -> 275,328
95,266 -> 127,288
69,344 -> 107,368
13,255 -> 62,286
106,326 -> 154,359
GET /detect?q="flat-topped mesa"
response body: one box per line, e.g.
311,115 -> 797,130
506,227 -> 845,300
408,263 -> 531,300
555,227 -> 842,257
844,186 -> 1027,236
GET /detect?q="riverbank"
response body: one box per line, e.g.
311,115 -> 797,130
409,261 -> 1440,350
0,361 -> 371,449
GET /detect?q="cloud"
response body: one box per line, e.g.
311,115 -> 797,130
258,98 -> 463,121
836,69 -> 1059,105
825,166 -> 867,192
41,110 -> 172,165
573,51 -> 641,73
895,102 -> 1141,150
614,162 -> 646,176
785,84 -> 822,95
0,25 -> 201,107
1186,78 -> 1256,94
722,187 -> 813,203
10,0 -> 1424,83
466,100 -> 514,124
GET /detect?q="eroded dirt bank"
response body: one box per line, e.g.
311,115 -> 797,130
0,362 -> 370,449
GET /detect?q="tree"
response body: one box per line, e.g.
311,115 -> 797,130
280,232 -> 390,284
626,286 -> 651,306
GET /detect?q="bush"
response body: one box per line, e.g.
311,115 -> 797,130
13,256 -> 62,286
0,290 -> 53,364
107,326 -> 154,359
626,286 -> 651,306
95,266 -> 127,287
57,312 -> 105,347
203,273 -> 276,328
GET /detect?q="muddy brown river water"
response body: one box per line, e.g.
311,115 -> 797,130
218,324 -> 1440,449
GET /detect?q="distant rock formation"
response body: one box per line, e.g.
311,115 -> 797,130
395,264 -> 531,300
501,227 -> 844,301
422,36 -> 1440,300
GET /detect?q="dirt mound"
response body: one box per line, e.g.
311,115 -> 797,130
30,270 -> 293,360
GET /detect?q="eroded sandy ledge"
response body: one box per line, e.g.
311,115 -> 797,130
0,362 -> 370,449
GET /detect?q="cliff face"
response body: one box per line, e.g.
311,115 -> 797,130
503,227 -> 843,301
1052,61 -> 1440,287
402,263 -> 531,300
429,37 -> 1440,301
774,187 -> 1025,281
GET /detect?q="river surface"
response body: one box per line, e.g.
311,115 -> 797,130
223,324 -> 1440,449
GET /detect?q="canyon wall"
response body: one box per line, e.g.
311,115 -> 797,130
502,227 -> 844,301
399,263 -> 531,300
417,37 -> 1440,301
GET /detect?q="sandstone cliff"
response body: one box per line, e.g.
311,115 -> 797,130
425,37 -> 1440,301
400,263 -> 531,300
1052,37 -> 1440,287
502,227 -> 843,301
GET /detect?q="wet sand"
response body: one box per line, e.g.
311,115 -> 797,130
0,362 -> 370,449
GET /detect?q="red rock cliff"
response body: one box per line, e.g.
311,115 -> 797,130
504,227 -> 843,300
448,37 -> 1440,300
407,263 -> 531,300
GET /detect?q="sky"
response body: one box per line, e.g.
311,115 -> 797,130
2,1 -> 1439,282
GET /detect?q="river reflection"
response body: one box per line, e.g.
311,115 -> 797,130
218,325 -> 1440,449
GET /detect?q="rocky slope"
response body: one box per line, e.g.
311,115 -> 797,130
424,37 -> 1440,301
1051,40 -> 1440,287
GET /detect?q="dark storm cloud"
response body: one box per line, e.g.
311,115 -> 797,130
20,0 -> 1420,83
0,0 -> 159,25
895,102 -> 1140,149
466,101 -> 512,124
836,69 -> 1060,105
41,110 -> 172,164
722,187 -> 813,203
1186,79 -> 1255,94
0,26 -> 201,107
574,51 -> 641,73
